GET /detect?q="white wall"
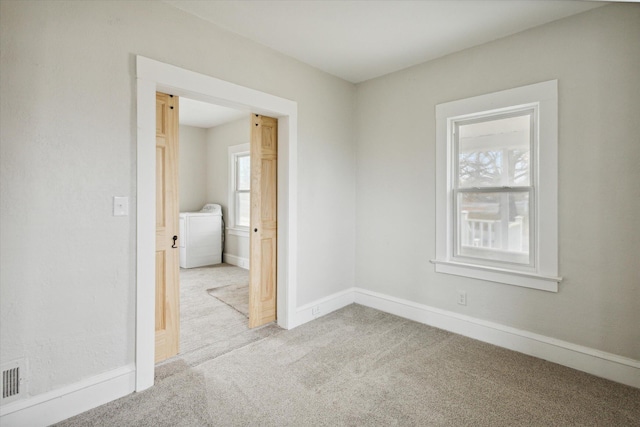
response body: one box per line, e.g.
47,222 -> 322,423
178,125 -> 207,212
205,117 -> 251,262
0,0 -> 356,399
355,4 -> 640,360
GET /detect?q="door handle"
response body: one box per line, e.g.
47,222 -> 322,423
172,235 -> 178,248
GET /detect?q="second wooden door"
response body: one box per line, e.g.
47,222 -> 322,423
249,114 -> 278,328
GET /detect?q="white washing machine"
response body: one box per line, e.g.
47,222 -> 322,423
179,204 -> 223,268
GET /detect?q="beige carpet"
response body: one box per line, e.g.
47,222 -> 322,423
207,284 -> 249,317
57,304 -> 640,426
178,263 -> 279,366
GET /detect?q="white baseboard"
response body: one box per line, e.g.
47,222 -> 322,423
223,253 -> 249,269
291,286 -> 639,388
4,288 -> 635,427
293,288 -> 356,328
353,288 -> 640,389
0,364 -> 135,427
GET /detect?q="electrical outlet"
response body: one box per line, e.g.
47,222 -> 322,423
113,196 -> 129,216
457,290 -> 467,306
311,306 -> 321,317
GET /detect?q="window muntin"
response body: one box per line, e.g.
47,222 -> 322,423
452,109 -> 534,266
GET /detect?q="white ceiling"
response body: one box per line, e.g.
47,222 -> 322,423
179,97 -> 247,129
165,0 -> 605,84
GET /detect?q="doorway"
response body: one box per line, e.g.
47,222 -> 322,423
172,98 -> 273,362
136,56 -> 298,391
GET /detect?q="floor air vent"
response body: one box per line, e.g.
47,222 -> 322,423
1,359 -> 26,404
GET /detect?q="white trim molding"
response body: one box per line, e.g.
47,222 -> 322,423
353,288 -> 640,389
293,288 -> 356,328
227,228 -> 250,238
223,253 -> 249,270
430,259 -> 561,292
136,56 -> 298,391
0,365 -> 135,427
291,287 -> 639,388
290,287 -> 638,387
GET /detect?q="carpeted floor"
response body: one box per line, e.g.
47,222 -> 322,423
57,304 -> 639,426
176,263 -> 279,366
207,284 -> 249,317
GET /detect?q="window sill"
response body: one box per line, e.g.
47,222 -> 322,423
227,227 -> 249,238
429,259 -> 561,292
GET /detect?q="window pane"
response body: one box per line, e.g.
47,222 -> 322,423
236,192 -> 250,227
458,114 -> 531,188
457,191 -> 530,264
237,154 -> 251,191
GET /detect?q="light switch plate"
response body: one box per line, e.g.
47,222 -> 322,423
113,196 -> 129,216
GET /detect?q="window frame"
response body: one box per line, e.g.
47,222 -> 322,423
433,80 -> 561,292
227,143 -> 250,237
453,107 -> 535,267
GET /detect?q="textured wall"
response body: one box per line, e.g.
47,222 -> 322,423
355,4 -> 640,359
0,0 -> 356,396
178,125 -> 208,212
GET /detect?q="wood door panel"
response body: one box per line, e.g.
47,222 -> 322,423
155,251 -> 166,331
155,92 -> 179,363
156,101 -> 167,135
260,123 -> 277,151
260,158 -> 277,222
249,114 -> 278,328
156,145 -> 166,228
260,236 -> 275,302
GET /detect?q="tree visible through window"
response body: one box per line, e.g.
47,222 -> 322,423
454,111 -> 533,265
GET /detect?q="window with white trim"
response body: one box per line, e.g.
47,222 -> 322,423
228,143 -> 250,236
432,80 -> 561,292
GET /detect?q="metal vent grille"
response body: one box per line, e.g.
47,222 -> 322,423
1,360 -> 26,404
2,367 -> 20,399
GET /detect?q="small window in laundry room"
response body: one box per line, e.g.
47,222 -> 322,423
228,143 -> 250,234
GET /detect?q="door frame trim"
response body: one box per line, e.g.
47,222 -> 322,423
135,56 -> 298,391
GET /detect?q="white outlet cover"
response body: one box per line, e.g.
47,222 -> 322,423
457,290 -> 467,306
113,196 -> 129,216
